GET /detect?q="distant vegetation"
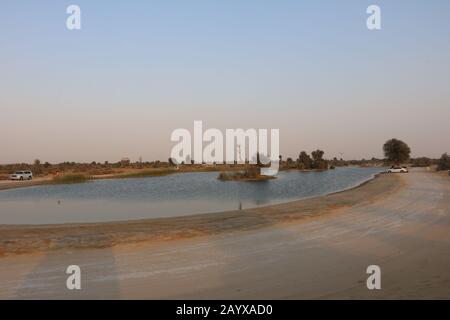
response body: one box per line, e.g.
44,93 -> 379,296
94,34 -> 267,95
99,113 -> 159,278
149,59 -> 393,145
410,157 -> 433,167
51,174 -> 91,184
437,153 -> 450,171
0,142 -> 448,183
281,149 -> 329,170
116,169 -> 176,179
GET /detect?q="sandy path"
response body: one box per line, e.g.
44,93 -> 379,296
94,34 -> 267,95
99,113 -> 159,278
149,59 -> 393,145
0,169 -> 448,299
0,177 -> 52,191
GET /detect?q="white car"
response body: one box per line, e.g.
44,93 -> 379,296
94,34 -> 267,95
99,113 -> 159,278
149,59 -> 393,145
10,171 -> 33,180
387,167 -> 408,173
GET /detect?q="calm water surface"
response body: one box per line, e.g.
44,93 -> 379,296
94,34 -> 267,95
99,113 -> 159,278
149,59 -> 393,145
0,167 -> 384,225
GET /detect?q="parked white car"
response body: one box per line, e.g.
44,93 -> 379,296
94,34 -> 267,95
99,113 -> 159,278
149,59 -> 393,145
387,167 -> 408,173
10,171 -> 33,180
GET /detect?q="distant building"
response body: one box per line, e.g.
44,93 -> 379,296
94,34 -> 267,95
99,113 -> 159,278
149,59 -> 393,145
120,158 -> 130,166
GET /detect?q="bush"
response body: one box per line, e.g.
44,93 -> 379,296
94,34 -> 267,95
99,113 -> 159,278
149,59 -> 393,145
437,153 -> 450,171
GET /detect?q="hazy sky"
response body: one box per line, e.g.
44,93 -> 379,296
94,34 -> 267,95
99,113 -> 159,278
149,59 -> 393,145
1,0 -> 449,163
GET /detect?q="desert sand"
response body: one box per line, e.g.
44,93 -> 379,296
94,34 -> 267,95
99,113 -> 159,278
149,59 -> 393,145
0,168 -> 449,299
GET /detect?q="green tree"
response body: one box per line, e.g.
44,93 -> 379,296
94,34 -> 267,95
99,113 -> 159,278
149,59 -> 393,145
32,158 -> 43,174
383,139 -> 411,164
297,151 -> 312,169
311,149 -> 328,169
311,150 -> 324,162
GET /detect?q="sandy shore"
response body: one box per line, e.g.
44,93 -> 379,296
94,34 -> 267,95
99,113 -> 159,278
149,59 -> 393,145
0,168 -> 449,299
0,177 -> 52,191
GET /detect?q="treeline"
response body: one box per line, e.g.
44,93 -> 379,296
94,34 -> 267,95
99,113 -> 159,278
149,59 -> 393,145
281,150 -> 330,170
410,154 -> 450,171
280,153 -> 450,171
1,150 -> 449,180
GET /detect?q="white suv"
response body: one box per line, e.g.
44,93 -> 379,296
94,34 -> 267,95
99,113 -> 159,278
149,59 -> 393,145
10,171 -> 33,180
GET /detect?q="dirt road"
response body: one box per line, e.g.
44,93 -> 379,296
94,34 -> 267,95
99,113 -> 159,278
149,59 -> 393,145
0,177 -> 52,191
0,169 -> 448,299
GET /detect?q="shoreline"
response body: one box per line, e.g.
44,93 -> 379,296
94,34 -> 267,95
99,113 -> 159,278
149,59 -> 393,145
0,172 -> 403,257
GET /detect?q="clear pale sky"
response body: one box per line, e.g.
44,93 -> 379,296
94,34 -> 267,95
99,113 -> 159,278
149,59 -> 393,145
1,0 -> 449,163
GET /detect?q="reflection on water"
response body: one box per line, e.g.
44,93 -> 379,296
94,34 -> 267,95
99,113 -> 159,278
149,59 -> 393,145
0,167 -> 384,225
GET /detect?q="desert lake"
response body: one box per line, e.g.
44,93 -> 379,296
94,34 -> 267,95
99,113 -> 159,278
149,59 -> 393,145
0,167 -> 384,225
